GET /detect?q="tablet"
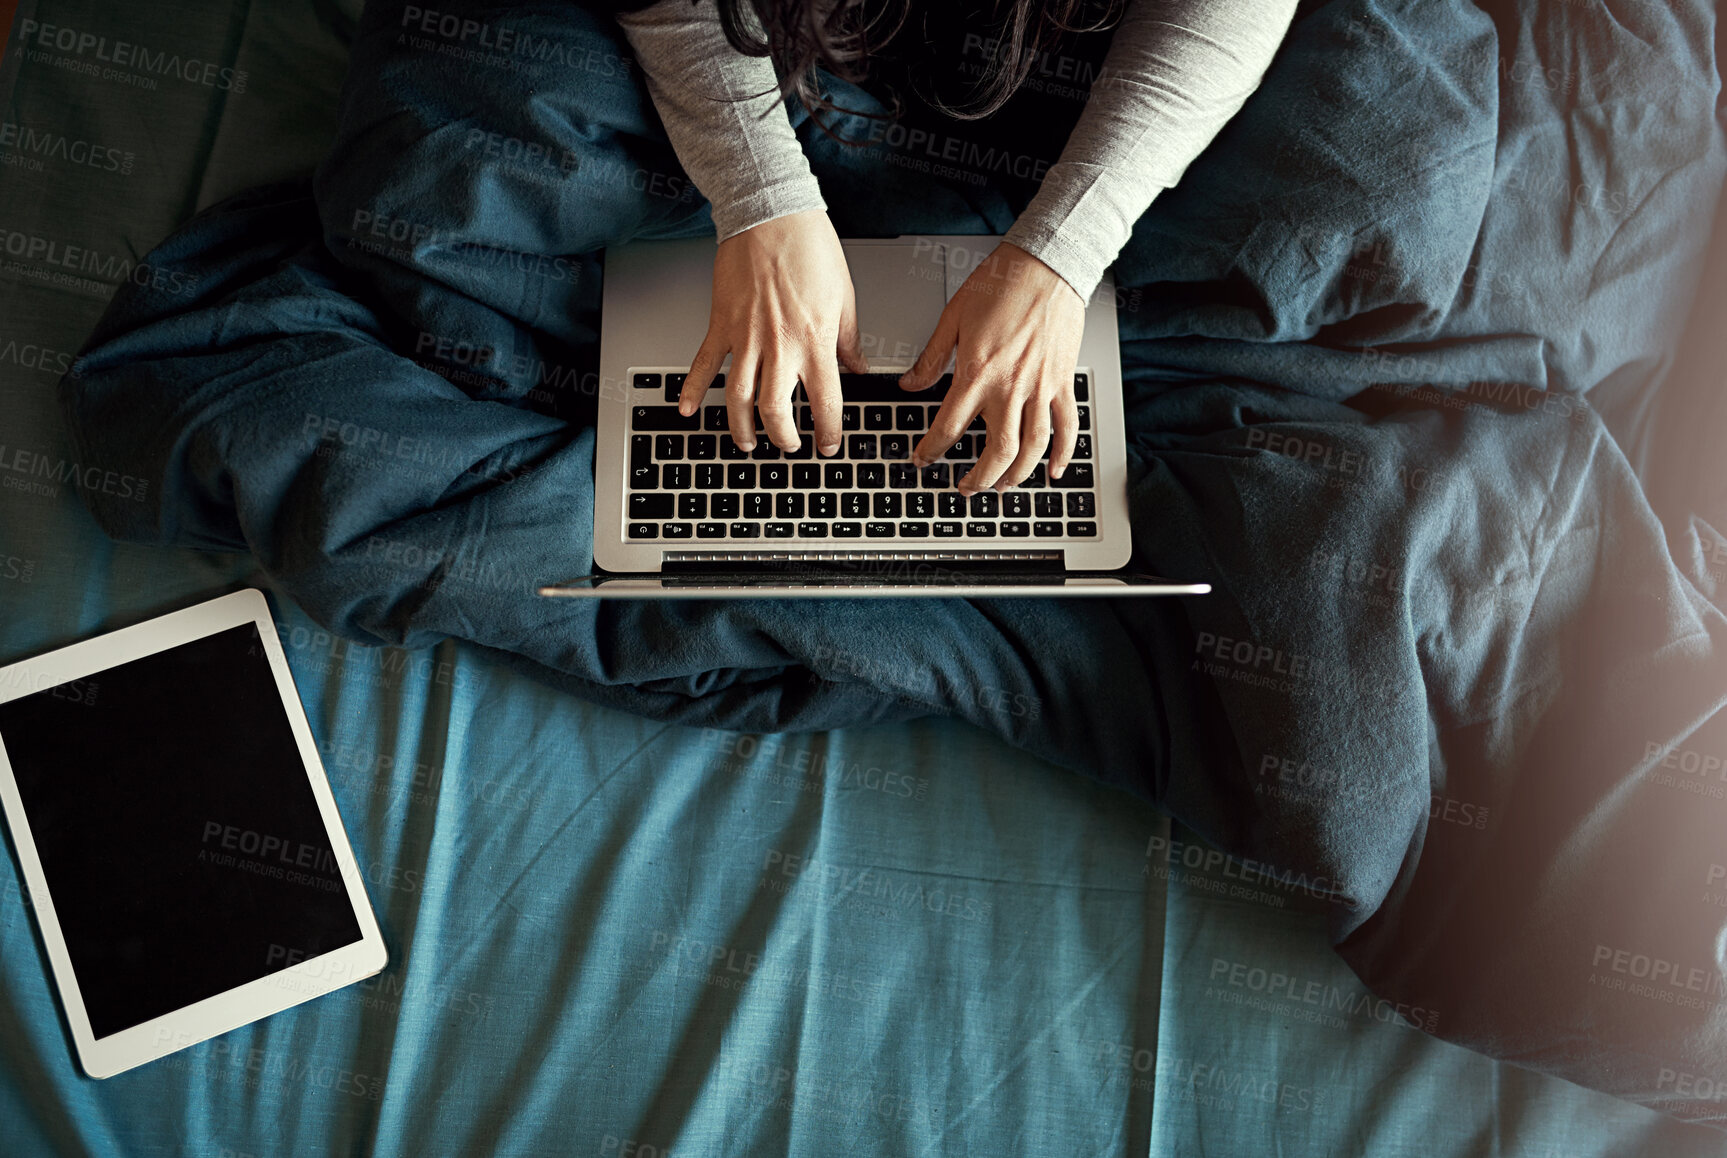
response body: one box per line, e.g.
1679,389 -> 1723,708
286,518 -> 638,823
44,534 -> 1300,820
0,588 -> 387,1078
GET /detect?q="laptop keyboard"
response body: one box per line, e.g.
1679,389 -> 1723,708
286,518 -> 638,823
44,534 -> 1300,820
622,371 -> 1099,543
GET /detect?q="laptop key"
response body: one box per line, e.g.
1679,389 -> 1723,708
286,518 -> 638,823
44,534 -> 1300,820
1073,372 -> 1088,401
793,463 -> 822,488
889,463 -> 918,488
832,522 -> 862,537
1066,492 -> 1096,518
809,493 -> 837,519
1073,434 -> 1092,459
632,372 -> 661,392
766,522 -> 795,538
704,406 -> 728,431
751,440 -> 782,460
848,434 -> 877,459
1033,521 -> 1064,537
630,464 -> 658,490
760,463 -> 789,488
678,494 -> 706,519
695,463 -> 723,489
1023,463 -> 1047,488
720,436 -> 750,460
664,522 -> 693,539
898,521 -> 930,537
664,373 -> 685,404
920,463 -> 950,488
965,522 -> 996,537
629,494 -> 673,519
896,405 -> 925,431
711,494 -> 740,518
880,434 -> 910,460
866,521 -> 895,537
631,435 -> 653,471
775,493 -> 804,519
841,407 -> 861,431
1067,521 -> 1097,537
1035,492 -> 1063,518
938,493 -> 966,518
824,463 -> 852,489
856,463 -> 886,488
966,413 -> 986,433
797,521 -> 829,537
729,522 -> 761,538
687,434 -> 716,460
727,464 -> 756,489
655,434 -> 684,460
872,493 -> 902,518
628,522 -> 658,539
933,521 -> 963,537
743,493 -> 771,519
784,440 -> 813,460
969,492 -> 999,518
1051,463 -> 1094,488
1003,492 -> 1030,518
943,435 -> 972,461
797,407 -> 814,431
696,522 -> 726,538
906,492 -> 934,519
1077,404 -> 1090,431
864,406 -> 893,430
1002,521 -> 1030,537
663,463 -> 690,489
840,493 -> 868,519
632,405 -> 699,431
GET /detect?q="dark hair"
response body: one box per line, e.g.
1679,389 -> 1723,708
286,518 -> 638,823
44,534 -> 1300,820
709,0 -> 1126,137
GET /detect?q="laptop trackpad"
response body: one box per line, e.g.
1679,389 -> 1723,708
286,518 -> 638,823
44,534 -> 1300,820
843,243 -> 948,368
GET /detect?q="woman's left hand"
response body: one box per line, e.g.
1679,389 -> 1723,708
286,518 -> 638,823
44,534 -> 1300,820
900,242 -> 1086,495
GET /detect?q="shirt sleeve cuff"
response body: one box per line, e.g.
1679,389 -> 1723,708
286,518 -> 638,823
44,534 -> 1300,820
709,176 -> 830,243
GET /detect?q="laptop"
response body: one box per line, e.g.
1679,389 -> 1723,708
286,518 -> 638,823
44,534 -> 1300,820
539,235 -> 1208,598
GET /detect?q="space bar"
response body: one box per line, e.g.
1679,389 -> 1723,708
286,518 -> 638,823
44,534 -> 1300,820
822,372 -> 954,402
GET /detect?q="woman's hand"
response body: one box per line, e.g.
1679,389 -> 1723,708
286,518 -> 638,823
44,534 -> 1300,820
678,209 -> 869,455
900,242 -> 1085,494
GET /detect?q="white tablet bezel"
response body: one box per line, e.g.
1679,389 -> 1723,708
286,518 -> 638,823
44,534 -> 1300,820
0,587 -> 388,1078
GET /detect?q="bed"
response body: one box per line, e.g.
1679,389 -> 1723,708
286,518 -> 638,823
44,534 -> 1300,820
4,0 -> 1727,1154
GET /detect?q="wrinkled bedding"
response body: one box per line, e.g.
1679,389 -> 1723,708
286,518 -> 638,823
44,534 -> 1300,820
55,0 -> 1727,1127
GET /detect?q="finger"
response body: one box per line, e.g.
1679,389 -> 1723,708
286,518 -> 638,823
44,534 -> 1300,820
837,285 -> 869,374
915,380 -> 983,472
962,393 -> 1022,495
726,346 -> 760,450
758,348 -> 801,452
1000,392 -> 1052,489
805,349 -> 844,457
1049,375 -> 1080,481
680,331 -> 727,416
899,308 -> 958,391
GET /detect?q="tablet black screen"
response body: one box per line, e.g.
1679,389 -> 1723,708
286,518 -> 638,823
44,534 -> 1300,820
0,622 -> 364,1039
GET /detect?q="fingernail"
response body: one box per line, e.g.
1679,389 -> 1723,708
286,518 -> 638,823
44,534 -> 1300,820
741,440 -> 755,451
1052,467 -> 1064,480
821,441 -> 839,456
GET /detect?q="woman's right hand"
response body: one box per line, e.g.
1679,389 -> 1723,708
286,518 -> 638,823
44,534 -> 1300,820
677,209 -> 869,455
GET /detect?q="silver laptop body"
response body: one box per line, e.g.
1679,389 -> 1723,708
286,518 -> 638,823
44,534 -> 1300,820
551,235 -> 1207,598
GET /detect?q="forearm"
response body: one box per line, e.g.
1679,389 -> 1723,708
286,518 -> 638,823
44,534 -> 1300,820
1004,0 -> 1299,301
615,0 -> 827,241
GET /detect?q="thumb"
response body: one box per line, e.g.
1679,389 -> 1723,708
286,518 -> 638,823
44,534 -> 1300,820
900,309 -> 957,390
836,288 -> 868,374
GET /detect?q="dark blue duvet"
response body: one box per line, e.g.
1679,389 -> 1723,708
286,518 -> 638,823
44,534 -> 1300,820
56,0 -> 1727,1127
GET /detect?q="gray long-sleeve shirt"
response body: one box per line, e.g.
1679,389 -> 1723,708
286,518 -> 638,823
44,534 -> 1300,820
616,0 -> 1296,302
